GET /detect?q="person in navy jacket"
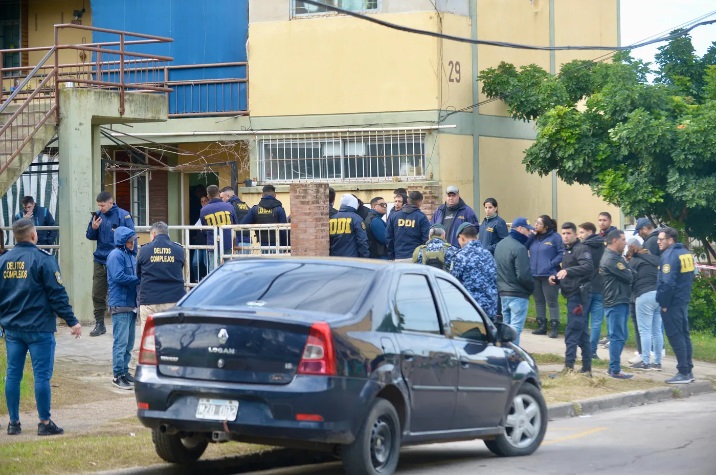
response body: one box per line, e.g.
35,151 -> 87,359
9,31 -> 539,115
200,185 -> 237,270
240,184 -> 288,250
106,226 -> 140,390
13,196 -> 57,247
656,227 -> 696,384
430,185 -> 479,248
329,194 -> 369,258
528,215 -> 565,337
0,218 -> 81,436
386,191 -> 430,260
86,191 -> 134,337
477,197 -> 509,254
136,221 -> 186,339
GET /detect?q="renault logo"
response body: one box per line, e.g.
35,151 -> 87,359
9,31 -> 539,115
218,329 -> 229,344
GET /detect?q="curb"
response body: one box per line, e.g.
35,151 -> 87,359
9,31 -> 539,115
548,380 -> 714,420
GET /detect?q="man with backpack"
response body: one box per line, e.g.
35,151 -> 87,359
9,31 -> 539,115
412,224 -> 459,271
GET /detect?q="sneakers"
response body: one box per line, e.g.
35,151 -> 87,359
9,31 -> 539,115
608,371 -> 634,380
629,361 -> 652,371
7,421 -> 21,435
665,373 -> 694,384
651,363 -> 662,371
591,353 -> 600,360
37,419 -> 64,436
628,352 -> 642,364
89,321 -> 106,337
601,340 -> 610,349
124,372 -> 135,385
112,375 -> 133,390
598,337 -> 609,345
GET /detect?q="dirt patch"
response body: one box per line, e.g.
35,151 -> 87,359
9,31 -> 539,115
540,369 -> 668,405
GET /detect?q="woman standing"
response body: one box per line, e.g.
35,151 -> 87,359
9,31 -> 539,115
528,215 -> 564,337
627,242 -> 663,371
478,198 -> 509,255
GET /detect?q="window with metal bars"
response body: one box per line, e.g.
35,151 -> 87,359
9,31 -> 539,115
293,0 -> 380,16
259,133 -> 425,183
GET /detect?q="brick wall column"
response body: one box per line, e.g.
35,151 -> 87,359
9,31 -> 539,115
410,184 -> 442,221
290,183 -> 330,256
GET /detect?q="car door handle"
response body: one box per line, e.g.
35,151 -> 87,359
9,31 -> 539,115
459,358 -> 471,368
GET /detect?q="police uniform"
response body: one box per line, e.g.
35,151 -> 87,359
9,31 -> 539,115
656,242 -> 695,377
385,204 -> 430,260
558,241 -> 593,372
241,195 -> 288,247
136,233 -> 186,337
329,206 -> 369,258
85,204 -> 134,329
0,241 -> 78,426
228,195 -> 251,244
451,240 -> 498,316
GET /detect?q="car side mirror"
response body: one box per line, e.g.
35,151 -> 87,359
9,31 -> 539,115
498,323 -> 517,343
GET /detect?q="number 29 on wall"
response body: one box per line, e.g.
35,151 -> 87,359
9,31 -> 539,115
448,60 -> 461,83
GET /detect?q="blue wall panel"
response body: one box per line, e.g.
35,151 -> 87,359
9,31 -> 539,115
90,0 -> 249,114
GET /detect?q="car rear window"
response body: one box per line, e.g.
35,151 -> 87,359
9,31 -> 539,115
180,261 -> 374,315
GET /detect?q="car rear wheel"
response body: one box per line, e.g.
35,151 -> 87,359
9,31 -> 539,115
342,398 -> 401,475
484,383 -> 547,457
152,428 -> 209,464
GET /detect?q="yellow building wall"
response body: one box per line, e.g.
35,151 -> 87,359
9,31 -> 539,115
554,0 -> 619,67
249,12 -> 442,116
479,137 -> 552,224
437,134 -> 474,207
438,14 -> 474,113
476,0 -> 551,117
557,181 -> 622,229
28,0 -> 93,66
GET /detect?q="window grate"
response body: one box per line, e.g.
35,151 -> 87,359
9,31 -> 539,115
293,1 -> 380,17
258,129 -> 426,184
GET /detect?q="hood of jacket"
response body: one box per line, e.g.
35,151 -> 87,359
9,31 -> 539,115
259,195 -> 283,209
113,226 -> 137,252
401,203 -> 420,214
339,205 -> 358,214
583,233 -> 605,249
228,195 -> 244,205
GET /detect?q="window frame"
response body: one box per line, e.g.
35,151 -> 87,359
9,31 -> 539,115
393,272 -> 445,336
434,277 -> 492,343
291,0 -> 381,18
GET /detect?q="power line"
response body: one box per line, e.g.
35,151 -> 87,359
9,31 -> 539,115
300,0 -> 716,51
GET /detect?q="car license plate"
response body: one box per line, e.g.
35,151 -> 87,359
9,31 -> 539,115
195,398 -> 239,421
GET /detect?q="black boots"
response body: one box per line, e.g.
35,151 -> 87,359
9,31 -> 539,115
532,320 -> 547,335
549,320 -> 559,339
90,321 -> 106,337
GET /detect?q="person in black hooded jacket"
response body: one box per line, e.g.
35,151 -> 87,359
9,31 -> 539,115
241,184 -> 288,248
579,222 -> 607,359
386,191 -> 430,260
329,194 -> 369,258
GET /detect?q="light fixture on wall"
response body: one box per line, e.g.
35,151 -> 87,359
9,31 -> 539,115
73,8 -> 85,21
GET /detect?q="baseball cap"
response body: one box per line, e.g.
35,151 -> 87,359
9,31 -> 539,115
430,223 -> 446,231
511,217 -> 535,231
446,185 -> 459,195
456,222 -> 476,236
633,217 -> 651,235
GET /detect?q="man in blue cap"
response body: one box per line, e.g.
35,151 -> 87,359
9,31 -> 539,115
494,217 -> 535,345
634,218 -> 660,256
451,222 -> 498,317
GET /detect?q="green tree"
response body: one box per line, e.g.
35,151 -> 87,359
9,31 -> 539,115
478,33 -> 716,259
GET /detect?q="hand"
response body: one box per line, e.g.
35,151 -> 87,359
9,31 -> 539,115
24,211 -> 33,219
91,215 -> 102,230
548,275 -> 557,285
556,269 -> 568,280
70,323 -> 82,338
661,307 -> 667,313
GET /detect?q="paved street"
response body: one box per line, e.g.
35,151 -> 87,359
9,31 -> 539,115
219,393 -> 716,475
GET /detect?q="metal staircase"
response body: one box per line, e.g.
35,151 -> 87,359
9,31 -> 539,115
0,24 -> 172,198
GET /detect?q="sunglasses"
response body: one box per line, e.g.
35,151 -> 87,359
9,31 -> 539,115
377,203 -> 388,208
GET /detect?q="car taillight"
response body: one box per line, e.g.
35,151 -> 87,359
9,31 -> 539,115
297,322 -> 336,376
138,316 -> 157,366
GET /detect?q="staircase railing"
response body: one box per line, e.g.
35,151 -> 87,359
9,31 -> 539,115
0,24 -> 173,177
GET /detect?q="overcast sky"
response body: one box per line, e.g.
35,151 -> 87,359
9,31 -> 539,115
621,0 -> 716,66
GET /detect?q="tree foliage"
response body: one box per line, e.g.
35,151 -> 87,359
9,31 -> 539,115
478,32 -> 716,250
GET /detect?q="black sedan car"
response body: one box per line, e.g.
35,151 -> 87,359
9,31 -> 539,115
135,258 -> 546,475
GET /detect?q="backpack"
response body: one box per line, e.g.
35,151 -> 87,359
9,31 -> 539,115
418,243 -> 451,271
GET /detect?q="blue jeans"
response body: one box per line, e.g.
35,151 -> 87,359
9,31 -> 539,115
112,312 -> 136,377
588,293 -> 605,354
4,330 -> 56,422
606,304 -> 629,374
636,291 -> 663,365
501,296 -> 529,346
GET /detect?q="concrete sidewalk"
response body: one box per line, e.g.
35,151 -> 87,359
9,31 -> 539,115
518,330 -> 716,382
